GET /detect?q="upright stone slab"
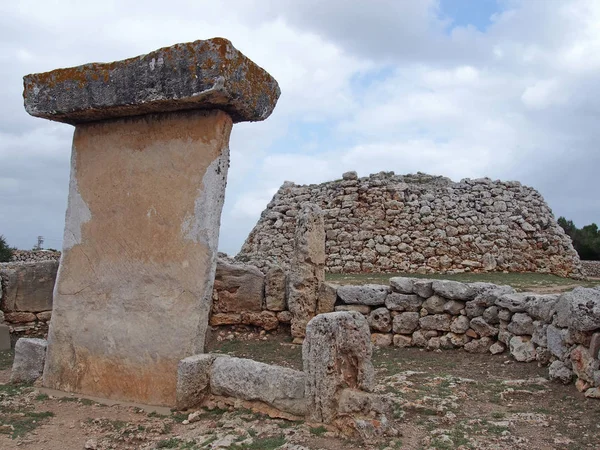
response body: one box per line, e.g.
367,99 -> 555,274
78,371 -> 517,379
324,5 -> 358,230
302,312 -> 375,423
23,38 -> 279,406
287,204 -> 325,341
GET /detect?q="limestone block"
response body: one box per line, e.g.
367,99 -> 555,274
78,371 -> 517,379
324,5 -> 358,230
317,282 -> 338,314
36,311 -> 52,322
469,317 -> 498,337
24,38 -> 280,124
0,324 -> 10,351
571,345 -> 599,383
213,260 -> 264,313
5,312 -> 37,323
210,313 -> 242,326
389,277 -> 415,294
496,293 -> 529,312
464,337 -> 493,354
419,314 -> 452,332
240,311 -> 279,330
549,362 -> 574,386
265,265 -> 287,311
303,312 -> 374,423
483,306 -> 500,324
554,287 -> 600,331
443,300 -> 464,315
11,338 -> 47,383
176,354 -> 224,410
371,333 -> 393,347
422,295 -> 446,314
472,285 -> 515,307
507,313 -> 534,336
509,336 -> 536,362
412,330 -> 428,347
393,312 -> 420,334
0,261 -> 58,312
525,294 -> 559,322
43,109 -> 233,406
367,308 -> 392,332
546,324 -> 570,359
450,315 -> 470,334
337,284 -> 390,306
210,356 -> 306,416
412,280 -> 434,298
335,305 -> 371,315
288,204 -> 325,339
393,334 -> 412,347
385,293 -> 422,311
432,280 -> 475,300
489,342 -> 506,355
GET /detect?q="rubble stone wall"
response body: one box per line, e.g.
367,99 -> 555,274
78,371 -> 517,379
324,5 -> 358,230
237,172 -> 582,278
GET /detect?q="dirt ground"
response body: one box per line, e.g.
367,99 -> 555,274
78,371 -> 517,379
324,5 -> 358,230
1,328 -> 600,450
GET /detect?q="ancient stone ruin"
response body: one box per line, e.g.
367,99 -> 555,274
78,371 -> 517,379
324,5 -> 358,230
22,38 -> 280,406
238,171 -> 582,278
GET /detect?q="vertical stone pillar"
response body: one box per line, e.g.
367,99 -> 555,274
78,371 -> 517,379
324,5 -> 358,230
287,203 -> 325,343
302,311 -> 375,423
23,38 -> 279,406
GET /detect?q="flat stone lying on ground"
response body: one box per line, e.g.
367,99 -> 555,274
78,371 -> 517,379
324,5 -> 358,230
210,356 -> 306,416
11,338 -> 47,383
23,38 -> 280,125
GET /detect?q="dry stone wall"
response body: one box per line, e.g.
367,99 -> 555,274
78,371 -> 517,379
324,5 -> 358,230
237,171 -> 582,278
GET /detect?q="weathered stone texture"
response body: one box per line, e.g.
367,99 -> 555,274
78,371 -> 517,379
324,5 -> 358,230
176,354 -> 224,410
287,204 -> 325,339
0,261 -> 58,312
303,312 -> 374,423
43,110 -> 232,406
211,356 -> 306,416
212,260 -> 264,313
11,338 -> 47,383
24,38 -> 280,124
237,172 -> 581,277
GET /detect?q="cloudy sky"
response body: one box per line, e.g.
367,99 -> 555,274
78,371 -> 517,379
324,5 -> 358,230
1,0 -> 599,254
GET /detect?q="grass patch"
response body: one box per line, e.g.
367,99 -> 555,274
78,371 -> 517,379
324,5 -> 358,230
326,271 -> 594,292
210,339 -> 302,371
35,393 -> 49,401
231,435 -> 286,450
309,425 -> 328,436
0,410 -> 54,439
156,438 -> 183,448
0,349 -> 14,370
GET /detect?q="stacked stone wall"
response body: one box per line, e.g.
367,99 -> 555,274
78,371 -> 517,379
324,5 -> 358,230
237,172 -> 582,278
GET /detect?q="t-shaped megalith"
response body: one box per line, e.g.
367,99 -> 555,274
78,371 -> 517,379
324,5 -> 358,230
23,38 -> 280,406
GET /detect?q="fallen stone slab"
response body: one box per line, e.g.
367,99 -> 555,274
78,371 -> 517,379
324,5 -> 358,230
24,38 -> 280,125
11,338 -> 47,383
210,356 -> 306,416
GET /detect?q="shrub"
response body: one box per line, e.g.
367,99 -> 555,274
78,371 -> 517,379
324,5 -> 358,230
0,235 -> 14,262
558,217 -> 600,261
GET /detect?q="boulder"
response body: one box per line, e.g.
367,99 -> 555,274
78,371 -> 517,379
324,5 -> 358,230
509,336 -> 536,362
450,315 -> 470,334
469,317 -> 498,337
385,293 -> 422,312
464,337 -> 493,353
554,287 -> 600,331
10,338 -> 47,383
496,293 -> 529,312
422,295 -> 446,314
507,313 -> 534,336
570,345 -> 600,384
443,300 -> 465,315
525,294 -> 559,322
393,312 -> 420,335
389,277 -> 415,294
367,308 -> 392,333
432,280 -> 475,300
546,324 -> 570,359
472,285 -> 515,307
548,360 -> 573,384
419,314 -> 452,332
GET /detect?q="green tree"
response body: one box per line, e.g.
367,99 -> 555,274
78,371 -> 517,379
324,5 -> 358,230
0,235 -> 14,262
558,217 -> 600,260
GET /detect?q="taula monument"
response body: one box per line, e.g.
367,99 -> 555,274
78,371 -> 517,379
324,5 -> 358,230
23,38 -> 280,406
